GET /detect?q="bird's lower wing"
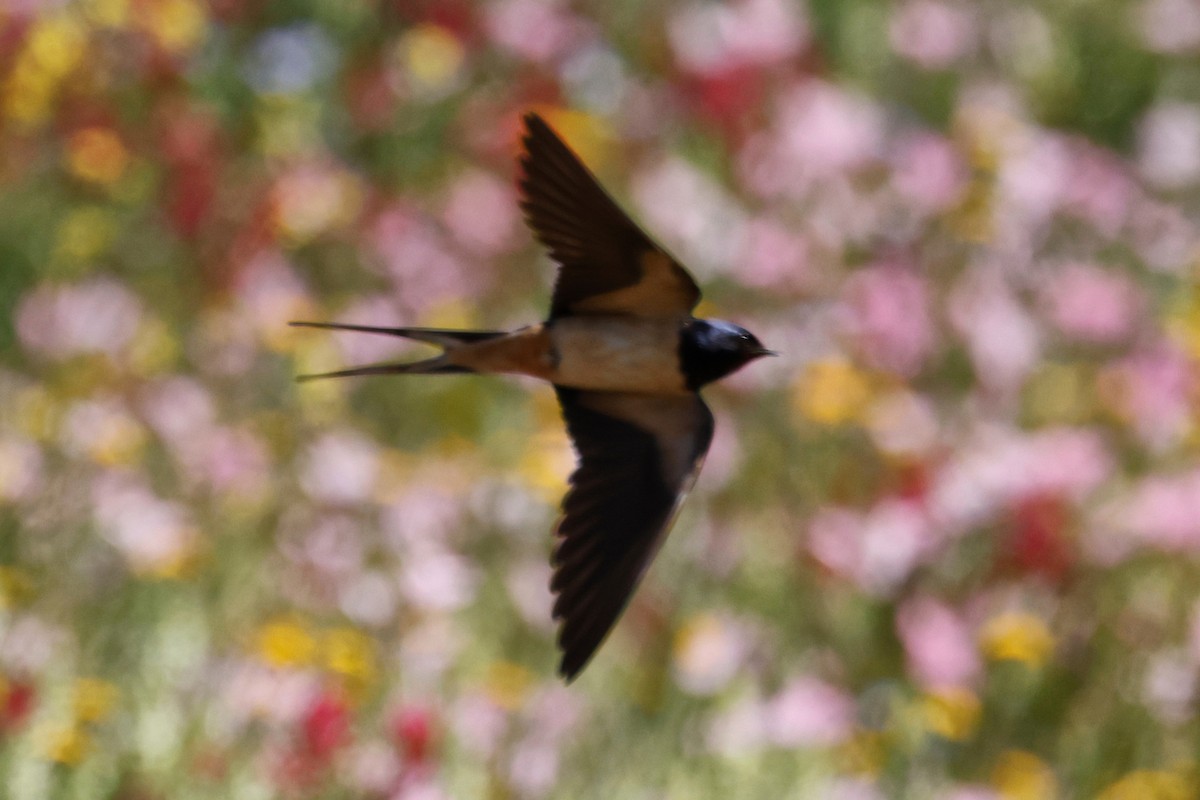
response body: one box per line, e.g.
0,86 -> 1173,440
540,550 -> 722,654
551,388 -> 714,680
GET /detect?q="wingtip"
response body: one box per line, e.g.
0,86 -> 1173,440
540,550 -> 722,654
522,110 -> 547,132
557,652 -> 586,683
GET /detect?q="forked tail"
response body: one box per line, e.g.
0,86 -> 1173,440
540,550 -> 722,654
289,320 -> 507,381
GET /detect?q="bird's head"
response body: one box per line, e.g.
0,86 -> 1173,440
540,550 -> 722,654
680,319 -> 776,389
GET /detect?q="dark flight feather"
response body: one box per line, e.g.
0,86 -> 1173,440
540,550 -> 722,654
551,387 -> 714,680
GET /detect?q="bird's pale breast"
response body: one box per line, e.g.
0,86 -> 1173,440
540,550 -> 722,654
547,317 -> 688,394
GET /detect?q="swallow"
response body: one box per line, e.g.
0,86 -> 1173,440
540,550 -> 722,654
291,112 -> 774,680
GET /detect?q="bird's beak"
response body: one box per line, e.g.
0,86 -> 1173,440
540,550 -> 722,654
753,347 -> 779,358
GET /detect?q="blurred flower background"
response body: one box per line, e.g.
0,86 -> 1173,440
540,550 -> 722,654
2,0 -> 1200,797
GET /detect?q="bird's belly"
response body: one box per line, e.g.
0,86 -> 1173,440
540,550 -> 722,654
549,318 -> 688,394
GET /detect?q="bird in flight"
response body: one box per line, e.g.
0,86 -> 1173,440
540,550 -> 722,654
292,112 -> 774,680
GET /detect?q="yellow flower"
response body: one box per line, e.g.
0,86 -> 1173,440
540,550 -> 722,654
127,318 -> 180,376
66,128 -> 130,186
138,0 -> 207,53
4,68 -> 54,125
142,535 -> 202,581
15,386 -> 60,441
273,166 -> 364,244
980,611 -> 1055,666
793,358 -> 873,425
1097,769 -> 1195,800
838,730 -> 887,776
82,0 -> 132,27
485,661 -> 533,710
991,750 -> 1057,800
73,678 -> 119,723
1023,362 -> 1093,425
55,207 -> 117,263
324,627 -> 377,689
257,617 -> 317,668
1164,290 -> 1200,361
400,23 -> 464,94
26,14 -> 87,78
0,566 -> 34,608
948,181 -> 994,243
920,687 -> 981,742
3,13 -> 87,125
88,412 -> 147,467
254,96 -> 322,157
37,723 -> 92,765
518,430 -> 572,499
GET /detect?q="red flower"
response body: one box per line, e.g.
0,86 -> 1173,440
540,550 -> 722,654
1,679 -> 35,732
302,690 -> 352,761
390,705 -> 438,768
1007,493 -> 1074,581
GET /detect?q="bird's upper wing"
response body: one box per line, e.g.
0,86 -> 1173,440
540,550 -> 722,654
519,113 -> 702,319
551,387 -> 714,680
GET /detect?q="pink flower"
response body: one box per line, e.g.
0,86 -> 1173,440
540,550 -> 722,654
139,376 -> 216,445
948,268 -> 1041,393
765,676 -> 856,746
997,131 -> 1070,225
929,426 -> 1112,535
90,470 -> 198,575
1138,102 -> 1200,190
16,278 -> 142,361
705,695 -> 767,755
890,133 -> 969,214
897,597 -> 981,690
484,0 -> 583,63
0,616 -> 67,675
220,661 -> 322,731
890,0 -> 977,69
298,431 -> 380,505
733,217 -> 816,292
234,249 -> 311,340
1105,469 -> 1200,553
1142,649 -> 1195,725
339,571 -> 399,627
188,426 -> 271,498
1060,143 -> 1135,238
808,499 -> 938,596
1129,199 -> 1196,274
1139,0 -> 1200,53
1105,344 -> 1195,450
0,436 -> 43,503
673,614 -> 753,695
776,80 -> 884,181
400,548 -> 479,611
441,169 -> 520,257
509,737 -> 559,797
277,513 -> 365,581
1040,262 -> 1141,344
669,0 -> 808,74
839,262 -> 936,377
371,206 -> 487,311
